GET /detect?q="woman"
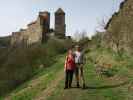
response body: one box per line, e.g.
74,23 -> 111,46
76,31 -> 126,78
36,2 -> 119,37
64,49 -> 75,89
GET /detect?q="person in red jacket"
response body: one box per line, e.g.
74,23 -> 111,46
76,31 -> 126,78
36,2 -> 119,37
64,49 -> 75,89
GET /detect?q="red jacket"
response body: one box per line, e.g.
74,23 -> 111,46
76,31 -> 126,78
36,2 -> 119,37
64,54 -> 75,71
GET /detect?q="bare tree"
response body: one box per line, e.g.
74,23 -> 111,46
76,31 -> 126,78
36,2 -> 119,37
80,30 -> 88,39
72,30 -> 80,42
96,17 -> 107,32
72,30 -> 88,42
91,31 -> 104,48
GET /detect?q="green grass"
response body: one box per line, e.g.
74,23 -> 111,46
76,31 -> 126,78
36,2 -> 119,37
3,47 -> 133,100
46,47 -> 133,100
3,55 -> 65,100
0,38 -> 73,96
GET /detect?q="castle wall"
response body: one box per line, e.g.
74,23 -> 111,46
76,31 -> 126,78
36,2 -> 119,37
26,17 -> 42,45
11,8 -> 65,47
11,32 -> 23,46
11,16 -> 43,46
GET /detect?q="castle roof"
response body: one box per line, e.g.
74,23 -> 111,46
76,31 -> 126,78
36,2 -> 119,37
55,8 -> 65,14
39,11 -> 50,14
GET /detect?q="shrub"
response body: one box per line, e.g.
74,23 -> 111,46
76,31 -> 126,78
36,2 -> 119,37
0,38 -> 73,96
102,67 -> 118,77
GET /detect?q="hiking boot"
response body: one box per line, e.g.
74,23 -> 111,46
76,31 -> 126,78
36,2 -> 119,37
77,83 -> 80,88
69,85 -> 72,88
64,86 -> 68,89
64,87 -> 68,89
82,84 -> 86,89
69,86 -> 72,88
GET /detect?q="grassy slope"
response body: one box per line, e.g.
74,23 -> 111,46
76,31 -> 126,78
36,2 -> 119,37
0,38 -> 73,96
3,55 -> 65,100
3,47 -> 133,100
47,48 -> 133,100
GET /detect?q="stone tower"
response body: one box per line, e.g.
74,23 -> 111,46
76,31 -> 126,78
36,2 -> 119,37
39,11 -> 50,42
55,8 -> 66,38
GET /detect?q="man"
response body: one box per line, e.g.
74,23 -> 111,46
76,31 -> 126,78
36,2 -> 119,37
74,45 -> 86,89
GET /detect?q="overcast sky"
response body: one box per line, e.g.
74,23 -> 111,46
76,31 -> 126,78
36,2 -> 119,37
0,0 -> 124,37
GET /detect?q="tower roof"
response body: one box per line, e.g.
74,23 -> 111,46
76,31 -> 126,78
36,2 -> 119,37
55,8 -> 65,14
39,11 -> 50,14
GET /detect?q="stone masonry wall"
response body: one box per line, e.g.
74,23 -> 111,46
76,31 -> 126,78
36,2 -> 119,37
11,16 -> 43,46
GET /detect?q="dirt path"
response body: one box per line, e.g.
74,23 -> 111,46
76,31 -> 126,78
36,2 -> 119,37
34,70 -> 64,100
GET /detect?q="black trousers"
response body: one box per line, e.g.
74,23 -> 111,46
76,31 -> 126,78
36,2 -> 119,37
65,70 -> 74,88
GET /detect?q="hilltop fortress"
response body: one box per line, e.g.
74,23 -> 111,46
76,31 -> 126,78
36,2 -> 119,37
11,8 -> 66,46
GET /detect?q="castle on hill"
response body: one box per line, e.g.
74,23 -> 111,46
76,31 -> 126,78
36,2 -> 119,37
11,8 -> 66,47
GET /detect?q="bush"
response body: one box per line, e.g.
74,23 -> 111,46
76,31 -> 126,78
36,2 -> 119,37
0,36 -> 10,47
0,38 -> 73,96
0,48 -> 34,95
102,67 -> 118,77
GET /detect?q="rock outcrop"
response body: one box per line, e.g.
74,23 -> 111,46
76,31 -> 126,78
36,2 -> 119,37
103,0 -> 133,53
